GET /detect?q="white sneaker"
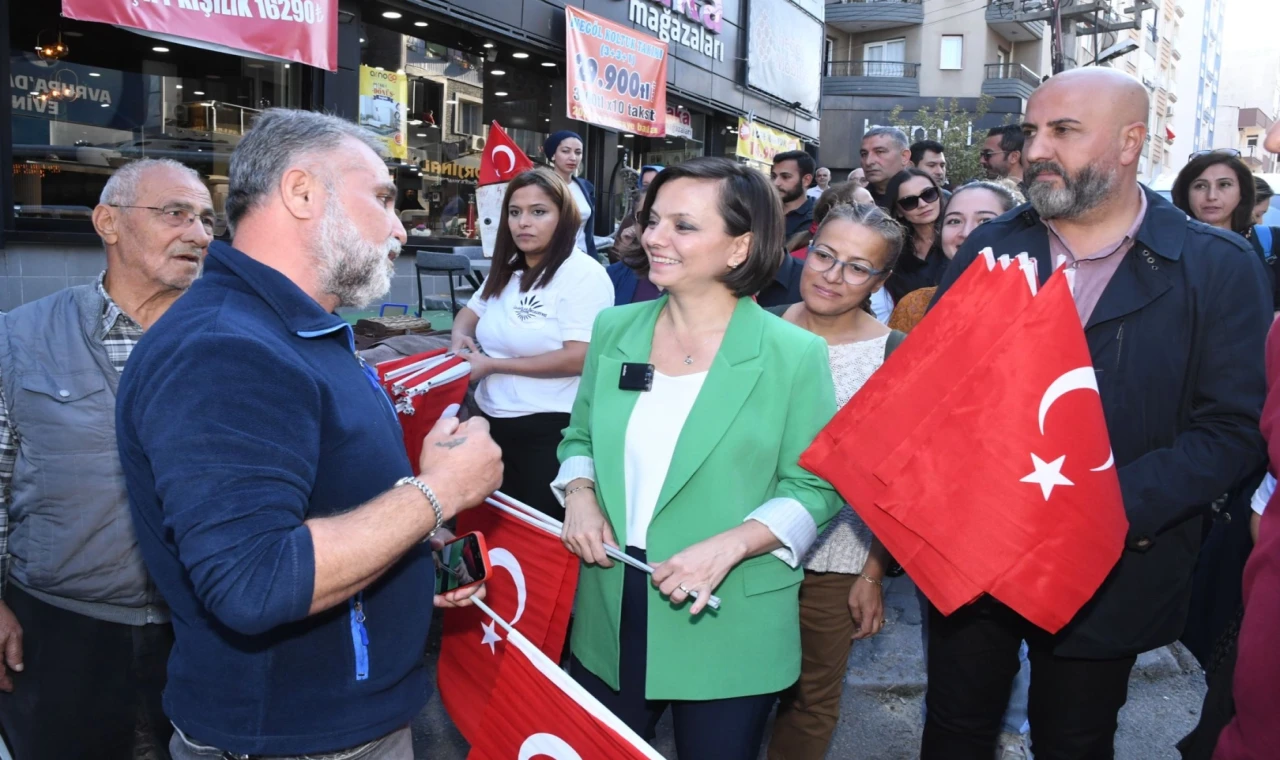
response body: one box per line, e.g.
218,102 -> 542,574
997,732 -> 1031,760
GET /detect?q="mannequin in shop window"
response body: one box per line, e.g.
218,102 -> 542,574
545,131 -> 601,261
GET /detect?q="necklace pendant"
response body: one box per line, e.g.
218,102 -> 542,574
683,355 -> 694,366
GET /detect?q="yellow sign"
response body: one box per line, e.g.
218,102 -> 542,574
735,116 -> 802,168
358,65 -> 408,161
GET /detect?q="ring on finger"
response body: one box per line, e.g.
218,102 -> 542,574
678,583 -> 691,594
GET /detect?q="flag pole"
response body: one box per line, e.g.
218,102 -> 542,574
481,495 -> 722,611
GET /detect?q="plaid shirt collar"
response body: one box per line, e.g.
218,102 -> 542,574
96,271 -> 143,338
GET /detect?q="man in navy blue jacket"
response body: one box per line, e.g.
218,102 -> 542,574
116,109 -> 504,759
919,68 -> 1270,760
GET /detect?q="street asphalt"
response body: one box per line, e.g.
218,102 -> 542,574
412,576 -> 1210,759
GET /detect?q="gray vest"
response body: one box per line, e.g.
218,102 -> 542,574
0,285 -> 167,625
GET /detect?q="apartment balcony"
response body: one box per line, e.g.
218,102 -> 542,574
986,0 -> 1046,42
826,0 -> 923,33
981,63 -> 1041,101
822,60 -> 921,97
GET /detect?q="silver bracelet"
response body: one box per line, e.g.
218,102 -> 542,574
397,476 -> 445,542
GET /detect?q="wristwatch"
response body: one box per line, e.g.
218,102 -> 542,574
397,476 -> 445,542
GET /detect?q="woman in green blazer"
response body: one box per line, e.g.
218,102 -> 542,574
552,158 -> 842,759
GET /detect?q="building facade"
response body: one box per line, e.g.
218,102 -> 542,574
2,0 -> 823,309
1167,0 -> 1226,168
1212,0 -> 1280,173
818,0 -> 1051,179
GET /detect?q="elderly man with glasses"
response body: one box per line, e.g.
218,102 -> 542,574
0,158 -> 213,760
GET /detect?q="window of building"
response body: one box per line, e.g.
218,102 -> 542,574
358,20 -> 558,240
825,36 -> 836,76
863,38 -> 907,77
940,36 -> 963,71
8,3 -> 303,235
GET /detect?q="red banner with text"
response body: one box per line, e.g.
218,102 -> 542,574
565,6 -> 668,137
62,0 -> 338,71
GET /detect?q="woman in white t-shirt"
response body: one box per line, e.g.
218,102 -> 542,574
450,167 -> 614,519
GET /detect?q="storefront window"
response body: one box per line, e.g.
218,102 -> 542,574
360,21 -> 559,241
8,5 -> 302,234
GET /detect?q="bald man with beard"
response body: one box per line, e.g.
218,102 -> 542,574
923,68 -> 1271,760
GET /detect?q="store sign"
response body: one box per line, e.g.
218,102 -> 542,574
358,66 -> 408,161
61,0 -> 338,71
626,0 -> 725,63
566,7 -> 669,137
746,0 -> 822,114
736,116 -> 802,166
665,106 -> 694,140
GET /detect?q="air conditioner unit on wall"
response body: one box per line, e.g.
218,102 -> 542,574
469,135 -> 487,152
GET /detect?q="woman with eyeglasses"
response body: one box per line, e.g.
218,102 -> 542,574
883,169 -> 949,305
1172,150 -> 1276,307
765,202 -> 906,760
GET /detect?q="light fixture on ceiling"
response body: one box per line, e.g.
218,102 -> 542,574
284,64 -> 290,69
101,103 -> 109,108
512,52 -> 529,59
193,91 -> 205,95
491,69 -> 506,76
544,118 -> 550,122
483,43 -> 495,49
541,62 -> 556,68
623,134 -> 633,139
382,11 -> 402,19
152,46 -> 170,53
88,72 -> 101,77
359,38 -> 366,43
415,21 -> 428,27
35,30 -> 70,62
495,91 -> 508,96
176,85 -> 183,89
416,132 -> 427,137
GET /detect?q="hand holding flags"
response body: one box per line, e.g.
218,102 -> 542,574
802,252 -> 1128,632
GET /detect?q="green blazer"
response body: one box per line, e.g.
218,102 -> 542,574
558,295 -> 841,700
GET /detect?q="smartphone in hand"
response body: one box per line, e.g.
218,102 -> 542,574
434,531 -> 490,595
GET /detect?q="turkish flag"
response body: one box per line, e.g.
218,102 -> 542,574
468,626 -> 661,760
479,121 -> 535,186
373,350 -> 471,475
875,270 -> 1127,631
802,253 -> 1039,613
437,502 -> 579,740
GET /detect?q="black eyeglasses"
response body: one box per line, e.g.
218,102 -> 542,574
979,150 -> 1011,160
896,186 -> 941,212
805,245 -> 888,285
110,204 -> 217,235
1189,148 -> 1242,161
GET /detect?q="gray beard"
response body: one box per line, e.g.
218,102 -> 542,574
314,200 -> 400,309
1025,160 -> 1117,220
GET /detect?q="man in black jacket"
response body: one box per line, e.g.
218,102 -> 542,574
922,67 -> 1271,760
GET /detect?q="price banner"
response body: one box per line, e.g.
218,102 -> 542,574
62,0 -> 337,71
565,6 -> 668,137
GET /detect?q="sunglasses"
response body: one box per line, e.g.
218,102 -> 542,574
897,186 -> 941,211
1189,148 -> 1241,160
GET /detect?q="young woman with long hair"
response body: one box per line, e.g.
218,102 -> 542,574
450,167 -> 614,519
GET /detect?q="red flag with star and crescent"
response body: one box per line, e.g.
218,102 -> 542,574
467,625 -> 662,760
436,500 -> 579,740
803,257 -> 1128,632
478,121 -> 535,186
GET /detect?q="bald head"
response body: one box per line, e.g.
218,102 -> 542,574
1021,68 -> 1149,221
1035,68 -> 1149,130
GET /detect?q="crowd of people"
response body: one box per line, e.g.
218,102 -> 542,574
2,64 -> 1280,760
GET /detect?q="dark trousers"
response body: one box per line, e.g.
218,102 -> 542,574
484,412 -> 571,522
0,585 -> 174,760
921,597 -> 1136,760
570,548 -> 777,760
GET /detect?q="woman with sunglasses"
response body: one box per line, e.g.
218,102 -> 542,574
884,169 -> 948,304
766,202 -> 907,760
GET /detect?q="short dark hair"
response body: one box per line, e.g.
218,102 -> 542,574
910,140 -> 946,166
772,150 -> 816,181
1171,153 -> 1257,235
481,167 -> 582,300
987,125 -> 1024,154
639,157 -> 784,299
